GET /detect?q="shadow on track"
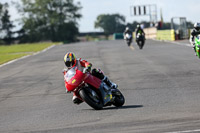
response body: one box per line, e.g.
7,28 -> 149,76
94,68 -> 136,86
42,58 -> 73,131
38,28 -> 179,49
82,105 -> 143,111
103,105 -> 143,110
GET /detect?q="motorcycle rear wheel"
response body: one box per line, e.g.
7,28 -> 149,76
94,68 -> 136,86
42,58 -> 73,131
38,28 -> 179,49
79,88 -> 103,110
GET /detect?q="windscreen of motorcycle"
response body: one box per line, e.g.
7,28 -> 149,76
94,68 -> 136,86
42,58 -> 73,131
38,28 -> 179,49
64,68 -> 76,82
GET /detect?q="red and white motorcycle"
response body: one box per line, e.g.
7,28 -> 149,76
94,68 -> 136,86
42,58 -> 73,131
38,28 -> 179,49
63,66 -> 125,110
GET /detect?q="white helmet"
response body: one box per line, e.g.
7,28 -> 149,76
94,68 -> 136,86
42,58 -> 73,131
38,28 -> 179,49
137,24 -> 141,28
194,22 -> 200,30
125,27 -> 129,31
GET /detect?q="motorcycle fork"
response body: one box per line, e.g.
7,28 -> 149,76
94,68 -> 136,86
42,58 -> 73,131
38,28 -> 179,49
74,82 -> 86,100
98,82 -> 113,105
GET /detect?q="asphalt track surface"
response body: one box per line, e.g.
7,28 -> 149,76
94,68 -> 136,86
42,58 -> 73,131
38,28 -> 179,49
0,40 -> 200,133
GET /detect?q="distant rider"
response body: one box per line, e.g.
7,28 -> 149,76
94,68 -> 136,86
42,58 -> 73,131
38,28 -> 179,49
135,24 -> 145,40
123,27 -> 132,40
190,22 -> 200,55
63,52 -> 117,104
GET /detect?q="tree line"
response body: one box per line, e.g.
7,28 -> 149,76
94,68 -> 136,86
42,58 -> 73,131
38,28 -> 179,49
0,0 -> 82,45
95,14 -> 194,36
0,0 -> 194,45
0,3 -> 14,44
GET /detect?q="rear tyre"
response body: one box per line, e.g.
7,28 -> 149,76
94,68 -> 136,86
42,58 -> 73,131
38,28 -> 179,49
112,89 -> 125,107
79,88 -> 103,110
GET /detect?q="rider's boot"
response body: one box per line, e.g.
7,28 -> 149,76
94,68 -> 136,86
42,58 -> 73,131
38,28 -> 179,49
103,76 -> 118,89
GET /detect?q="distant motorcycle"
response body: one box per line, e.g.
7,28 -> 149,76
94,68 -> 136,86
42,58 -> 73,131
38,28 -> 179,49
125,33 -> 132,46
136,33 -> 145,49
63,67 -> 125,110
194,35 -> 200,58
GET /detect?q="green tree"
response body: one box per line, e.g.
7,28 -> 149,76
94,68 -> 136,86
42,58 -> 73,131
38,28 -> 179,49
0,3 -> 14,44
16,0 -> 82,43
162,22 -> 171,29
0,3 -> 3,43
127,21 -> 141,32
95,14 -> 126,36
187,21 -> 194,29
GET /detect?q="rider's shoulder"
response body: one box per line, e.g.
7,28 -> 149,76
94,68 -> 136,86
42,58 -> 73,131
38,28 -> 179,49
77,58 -> 86,63
191,29 -> 198,35
78,58 -> 87,61
191,28 -> 195,31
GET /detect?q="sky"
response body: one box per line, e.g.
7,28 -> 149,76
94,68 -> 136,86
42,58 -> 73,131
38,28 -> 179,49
1,0 -> 200,32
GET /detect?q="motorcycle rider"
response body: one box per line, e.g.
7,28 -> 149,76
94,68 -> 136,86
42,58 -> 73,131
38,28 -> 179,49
123,27 -> 132,40
190,22 -> 200,56
135,24 -> 145,40
63,52 -> 118,104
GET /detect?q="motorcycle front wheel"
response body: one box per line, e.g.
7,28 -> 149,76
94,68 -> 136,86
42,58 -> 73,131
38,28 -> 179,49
137,41 -> 142,49
127,41 -> 131,46
79,88 -> 103,110
112,89 -> 125,107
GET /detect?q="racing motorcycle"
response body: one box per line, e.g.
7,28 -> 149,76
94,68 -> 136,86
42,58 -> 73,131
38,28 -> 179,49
194,35 -> 200,58
136,33 -> 145,49
63,66 -> 125,110
125,33 -> 132,46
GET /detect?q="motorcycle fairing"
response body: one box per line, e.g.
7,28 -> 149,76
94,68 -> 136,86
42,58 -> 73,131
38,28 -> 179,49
65,67 -> 102,92
84,74 -> 101,89
65,69 -> 85,92
195,36 -> 200,57
64,67 -> 112,105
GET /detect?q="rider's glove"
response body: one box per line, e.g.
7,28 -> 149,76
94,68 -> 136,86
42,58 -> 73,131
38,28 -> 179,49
86,64 -> 92,71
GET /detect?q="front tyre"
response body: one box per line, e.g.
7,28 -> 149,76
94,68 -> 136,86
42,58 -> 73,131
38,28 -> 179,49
112,89 -> 125,107
79,88 -> 103,110
140,41 -> 144,49
138,41 -> 143,49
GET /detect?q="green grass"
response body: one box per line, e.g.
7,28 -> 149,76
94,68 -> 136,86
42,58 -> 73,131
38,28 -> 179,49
0,42 -> 61,65
0,54 -> 28,64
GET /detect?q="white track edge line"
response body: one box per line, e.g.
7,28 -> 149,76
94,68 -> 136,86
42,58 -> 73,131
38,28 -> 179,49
165,129 -> 200,133
151,39 -> 192,47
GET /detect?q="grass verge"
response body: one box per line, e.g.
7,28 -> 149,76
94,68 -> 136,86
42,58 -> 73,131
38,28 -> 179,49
0,42 -> 61,65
